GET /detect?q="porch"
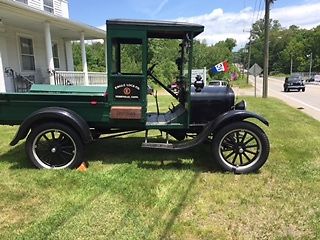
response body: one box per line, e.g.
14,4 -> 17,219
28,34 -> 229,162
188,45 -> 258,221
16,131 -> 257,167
0,0 -> 107,93
6,69 -> 107,92
53,71 -> 107,86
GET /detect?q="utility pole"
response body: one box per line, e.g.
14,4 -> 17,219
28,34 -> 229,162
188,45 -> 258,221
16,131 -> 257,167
246,34 -> 252,84
290,55 -> 293,75
262,0 -> 273,98
308,52 -> 313,79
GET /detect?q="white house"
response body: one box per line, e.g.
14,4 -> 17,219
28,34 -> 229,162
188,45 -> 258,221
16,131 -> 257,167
0,0 -> 106,92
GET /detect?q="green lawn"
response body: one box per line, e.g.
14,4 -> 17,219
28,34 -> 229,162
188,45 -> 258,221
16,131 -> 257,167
0,97 -> 320,239
229,75 -> 251,89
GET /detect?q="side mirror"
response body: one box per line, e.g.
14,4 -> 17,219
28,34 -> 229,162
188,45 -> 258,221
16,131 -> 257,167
194,75 -> 204,92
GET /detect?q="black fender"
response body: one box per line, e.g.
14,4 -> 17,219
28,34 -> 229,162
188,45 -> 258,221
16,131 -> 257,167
10,107 -> 92,146
209,110 -> 269,133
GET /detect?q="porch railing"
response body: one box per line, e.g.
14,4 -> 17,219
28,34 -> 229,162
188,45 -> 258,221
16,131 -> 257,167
54,71 -> 107,86
5,67 -> 34,92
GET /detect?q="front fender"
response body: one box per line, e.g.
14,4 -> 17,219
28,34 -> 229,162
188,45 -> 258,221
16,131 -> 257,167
10,107 -> 92,146
210,110 -> 269,133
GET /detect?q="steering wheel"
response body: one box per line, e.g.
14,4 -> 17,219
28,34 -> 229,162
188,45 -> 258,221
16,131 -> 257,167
147,63 -> 157,75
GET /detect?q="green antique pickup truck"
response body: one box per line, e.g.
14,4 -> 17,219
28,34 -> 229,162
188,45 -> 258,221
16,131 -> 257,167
0,20 -> 270,173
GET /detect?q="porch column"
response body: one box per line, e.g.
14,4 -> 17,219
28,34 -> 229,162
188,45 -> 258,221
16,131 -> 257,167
64,40 -> 74,71
0,37 -> 6,92
80,32 -> 89,85
104,39 -> 107,74
44,21 -> 55,85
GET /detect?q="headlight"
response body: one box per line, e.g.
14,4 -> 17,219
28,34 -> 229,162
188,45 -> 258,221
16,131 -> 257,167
235,100 -> 246,110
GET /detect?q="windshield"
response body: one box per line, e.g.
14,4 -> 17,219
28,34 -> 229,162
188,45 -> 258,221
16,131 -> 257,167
288,77 -> 301,82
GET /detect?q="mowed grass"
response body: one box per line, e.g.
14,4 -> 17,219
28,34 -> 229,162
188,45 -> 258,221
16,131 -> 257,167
0,96 -> 320,239
229,75 -> 251,89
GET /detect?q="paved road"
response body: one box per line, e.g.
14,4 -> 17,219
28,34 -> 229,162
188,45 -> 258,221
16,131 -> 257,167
247,76 -> 320,121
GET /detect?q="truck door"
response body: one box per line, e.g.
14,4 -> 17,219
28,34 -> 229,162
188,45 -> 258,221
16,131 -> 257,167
107,30 -> 147,127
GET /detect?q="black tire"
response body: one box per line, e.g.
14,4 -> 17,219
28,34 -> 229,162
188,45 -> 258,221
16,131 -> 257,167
212,121 -> 270,174
302,88 -> 305,92
284,88 -> 287,92
25,122 -> 84,169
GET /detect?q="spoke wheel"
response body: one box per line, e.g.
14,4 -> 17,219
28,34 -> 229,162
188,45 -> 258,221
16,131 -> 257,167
212,121 -> 269,174
26,123 -> 84,169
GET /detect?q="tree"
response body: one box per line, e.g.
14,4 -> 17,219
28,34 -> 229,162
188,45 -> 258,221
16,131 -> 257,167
241,18 -> 320,74
72,42 -> 106,72
72,37 -> 239,84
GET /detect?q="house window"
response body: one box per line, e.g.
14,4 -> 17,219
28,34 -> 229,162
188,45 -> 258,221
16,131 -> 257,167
43,0 -> 54,13
20,37 -> 35,71
52,43 -> 60,69
15,0 -> 28,4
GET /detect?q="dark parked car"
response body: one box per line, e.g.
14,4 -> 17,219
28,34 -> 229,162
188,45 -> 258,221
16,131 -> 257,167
283,76 -> 305,92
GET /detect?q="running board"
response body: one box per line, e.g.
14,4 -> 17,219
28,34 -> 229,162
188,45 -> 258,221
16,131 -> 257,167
141,121 -> 214,151
141,142 -> 174,149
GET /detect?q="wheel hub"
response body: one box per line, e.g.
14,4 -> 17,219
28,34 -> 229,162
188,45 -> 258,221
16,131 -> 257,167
51,147 -> 57,153
238,147 -> 244,154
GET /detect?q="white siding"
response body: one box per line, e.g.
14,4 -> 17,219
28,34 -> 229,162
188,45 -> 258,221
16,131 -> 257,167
60,0 -> 69,18
53,0 -> 62,17
28,0 -> 42,10
53,0 -> 69,18
12,0 -> 69,18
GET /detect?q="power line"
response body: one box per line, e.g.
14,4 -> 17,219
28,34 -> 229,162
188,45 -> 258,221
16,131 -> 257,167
251,0 -> 258,26
256,0 -> 263,22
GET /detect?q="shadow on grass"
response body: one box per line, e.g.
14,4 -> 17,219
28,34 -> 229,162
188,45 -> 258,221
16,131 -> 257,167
159,171 -> 199,239
0,137 -> 221,172
0,144 -> 34,169
86,136 -> 220,172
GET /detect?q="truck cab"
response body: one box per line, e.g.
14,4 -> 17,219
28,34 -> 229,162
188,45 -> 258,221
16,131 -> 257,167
106,19 -> 204,131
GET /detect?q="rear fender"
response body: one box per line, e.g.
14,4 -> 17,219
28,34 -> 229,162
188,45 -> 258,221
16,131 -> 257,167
209,110 -> 269,134
10,107 -> 92,146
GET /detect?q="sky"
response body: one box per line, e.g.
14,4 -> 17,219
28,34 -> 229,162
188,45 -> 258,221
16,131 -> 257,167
68,0 -> 320,49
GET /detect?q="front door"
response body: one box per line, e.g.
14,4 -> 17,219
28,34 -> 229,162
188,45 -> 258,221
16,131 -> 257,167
107,30 -> 147,127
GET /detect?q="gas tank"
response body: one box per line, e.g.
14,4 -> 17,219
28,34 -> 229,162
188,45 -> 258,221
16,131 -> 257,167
190,85 -> 235,124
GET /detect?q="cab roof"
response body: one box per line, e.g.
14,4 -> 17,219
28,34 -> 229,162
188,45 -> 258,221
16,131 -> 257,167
106,19 -> 204,39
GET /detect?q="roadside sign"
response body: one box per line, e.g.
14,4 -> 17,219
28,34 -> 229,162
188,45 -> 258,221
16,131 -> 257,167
249,63 -> 263,77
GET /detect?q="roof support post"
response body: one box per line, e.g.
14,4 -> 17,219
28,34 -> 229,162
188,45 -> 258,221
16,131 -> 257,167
80,31 -> 89,85
0,36 -> 7,92
44,21 -> 55,85
104,38 -> 107,75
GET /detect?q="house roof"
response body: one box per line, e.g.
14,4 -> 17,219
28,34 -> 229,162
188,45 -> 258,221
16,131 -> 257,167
107,19 -> 204,39
0,0 -> 105,40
